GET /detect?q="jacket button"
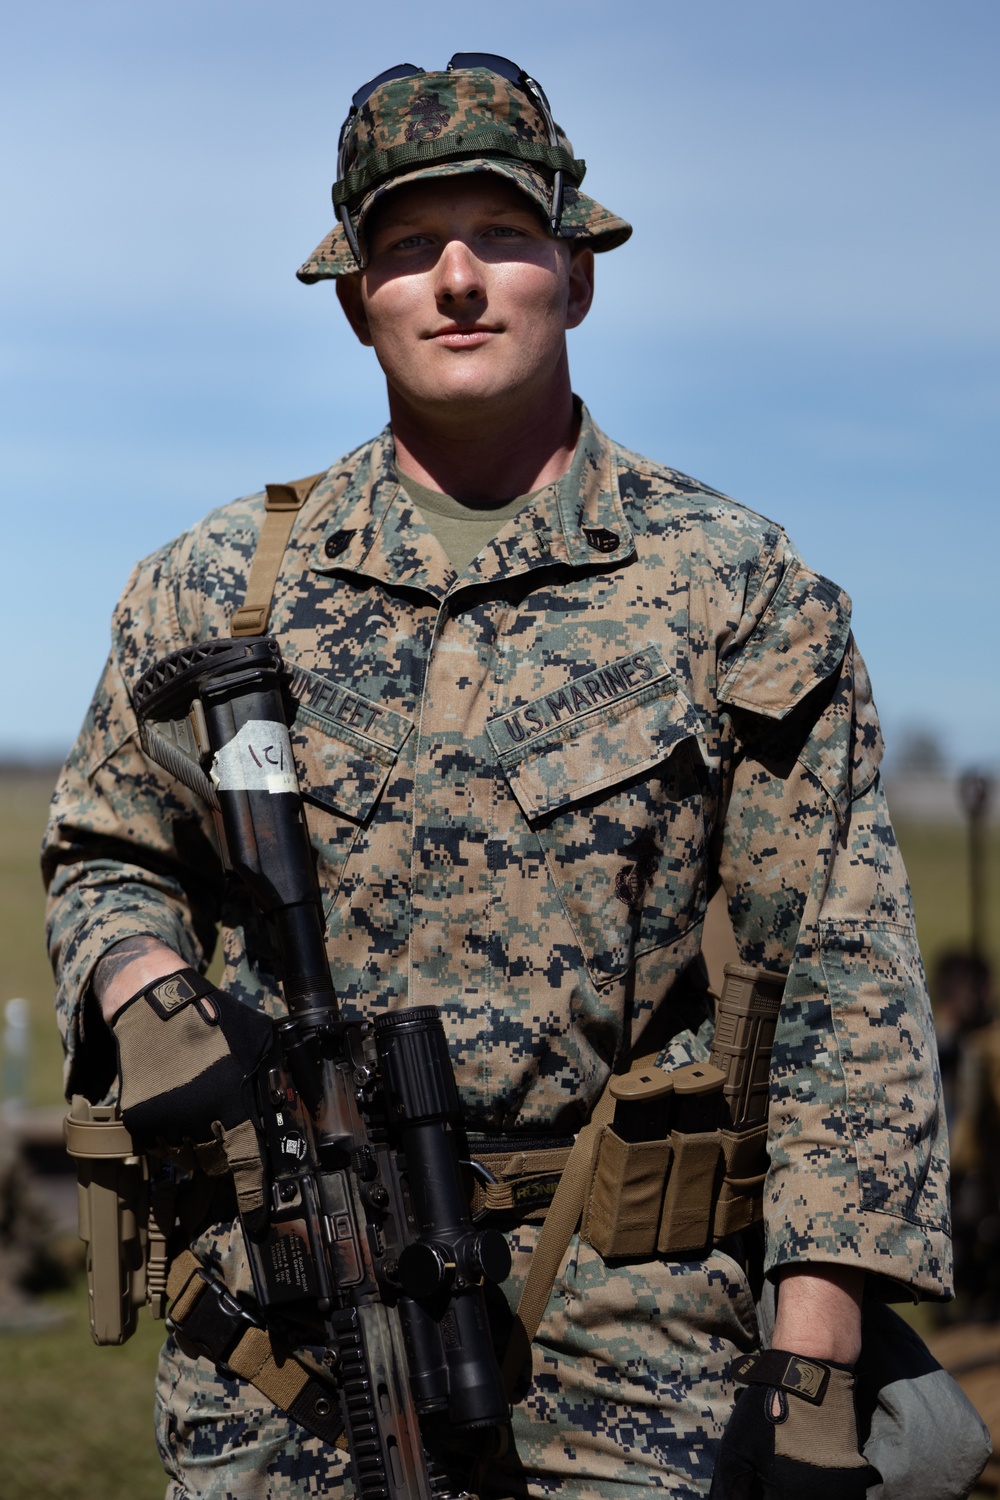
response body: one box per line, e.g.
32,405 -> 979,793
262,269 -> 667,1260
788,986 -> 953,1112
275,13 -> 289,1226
324,530 -> 353,559
584,526 -> 620,553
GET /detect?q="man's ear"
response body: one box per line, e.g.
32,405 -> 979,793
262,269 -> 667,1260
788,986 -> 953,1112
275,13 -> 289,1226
565,246 -> 595,331
336,274 -> 374,347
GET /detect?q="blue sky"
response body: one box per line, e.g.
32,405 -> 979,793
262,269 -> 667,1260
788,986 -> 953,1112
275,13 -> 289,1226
2,0 -> 997,767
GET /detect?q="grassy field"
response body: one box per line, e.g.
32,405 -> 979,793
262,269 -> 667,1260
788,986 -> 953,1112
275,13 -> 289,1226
0,1287 -> 168,1500
0,768 -> 66,1109
0,768 -> 166,1498
1,766 -> 997,1497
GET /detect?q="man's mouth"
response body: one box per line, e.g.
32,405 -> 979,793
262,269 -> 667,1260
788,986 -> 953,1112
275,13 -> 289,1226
426,324 -> 500,348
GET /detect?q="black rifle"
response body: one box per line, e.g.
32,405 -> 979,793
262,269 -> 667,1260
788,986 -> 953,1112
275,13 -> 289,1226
133,635 -> 511,1500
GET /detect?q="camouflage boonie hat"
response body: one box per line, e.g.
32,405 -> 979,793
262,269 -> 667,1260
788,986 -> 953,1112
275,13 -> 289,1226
297,60 -> 632,281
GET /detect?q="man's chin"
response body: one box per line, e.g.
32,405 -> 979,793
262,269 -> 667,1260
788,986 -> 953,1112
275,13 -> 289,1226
403,379 -> 530,422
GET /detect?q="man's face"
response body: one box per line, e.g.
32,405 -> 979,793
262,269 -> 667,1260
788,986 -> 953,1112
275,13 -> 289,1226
336,175 -> 594,421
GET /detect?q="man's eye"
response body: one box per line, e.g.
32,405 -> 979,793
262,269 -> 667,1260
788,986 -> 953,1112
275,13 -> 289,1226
486,225 -> 523,239
370,232 -> 432,253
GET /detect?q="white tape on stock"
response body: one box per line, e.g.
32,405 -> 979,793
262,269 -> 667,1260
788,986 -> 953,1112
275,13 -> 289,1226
209,720 -> 297,795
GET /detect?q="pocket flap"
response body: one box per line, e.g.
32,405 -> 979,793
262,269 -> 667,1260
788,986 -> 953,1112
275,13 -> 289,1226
719,560 -> 852,720
286,661 -> 412,823
487,650 -> 706,821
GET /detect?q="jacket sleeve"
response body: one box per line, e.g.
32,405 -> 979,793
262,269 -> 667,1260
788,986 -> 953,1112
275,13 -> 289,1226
715,538 -> 951,1300
42,539 -> 225,1102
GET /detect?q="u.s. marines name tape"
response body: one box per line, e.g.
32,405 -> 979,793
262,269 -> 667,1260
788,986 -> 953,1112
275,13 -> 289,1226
493,648 -> 667,747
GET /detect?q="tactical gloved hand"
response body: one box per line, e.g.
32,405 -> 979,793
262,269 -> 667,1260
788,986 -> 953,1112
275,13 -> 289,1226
709,1348 -> 879,1500
112,967 -> 274,1220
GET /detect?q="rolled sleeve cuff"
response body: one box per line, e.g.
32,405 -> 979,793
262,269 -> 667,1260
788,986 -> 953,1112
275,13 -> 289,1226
763,1160 -> 953,1300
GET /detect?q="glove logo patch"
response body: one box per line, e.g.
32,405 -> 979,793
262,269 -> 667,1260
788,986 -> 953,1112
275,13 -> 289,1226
149,974 -> 198,1016
729,1349 -> 831,1405
782,1356 -> 826,1401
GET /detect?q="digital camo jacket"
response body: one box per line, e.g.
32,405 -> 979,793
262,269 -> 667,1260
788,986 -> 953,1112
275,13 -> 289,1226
44,405 -> 950,1301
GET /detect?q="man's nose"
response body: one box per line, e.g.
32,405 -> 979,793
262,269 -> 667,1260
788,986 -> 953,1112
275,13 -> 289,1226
434,239 -> 486,304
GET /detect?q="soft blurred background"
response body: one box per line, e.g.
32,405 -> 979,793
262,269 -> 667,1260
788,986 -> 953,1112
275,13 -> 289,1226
1,1 -> 997,1496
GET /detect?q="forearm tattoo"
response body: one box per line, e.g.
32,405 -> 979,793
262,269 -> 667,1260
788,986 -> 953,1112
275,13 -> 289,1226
93,935 -> 171,1002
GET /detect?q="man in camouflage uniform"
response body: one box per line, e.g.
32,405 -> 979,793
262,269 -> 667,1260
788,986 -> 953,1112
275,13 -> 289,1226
43,56 -> 950,1499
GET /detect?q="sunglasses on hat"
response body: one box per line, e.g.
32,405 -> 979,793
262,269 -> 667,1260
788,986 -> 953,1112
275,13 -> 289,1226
335,53 -> 566,266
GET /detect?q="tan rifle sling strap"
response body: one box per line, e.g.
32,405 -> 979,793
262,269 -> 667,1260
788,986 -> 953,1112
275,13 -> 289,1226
500,1062 -> 636,1395
230,471 -> 326,638
166,1249 -> 346,1448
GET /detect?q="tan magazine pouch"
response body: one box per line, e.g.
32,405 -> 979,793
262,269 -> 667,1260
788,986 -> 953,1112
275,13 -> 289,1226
714,1123 -> 770,1238
582,1130 -> 673,1260
576,962 -> 778,1262
657,1128 -> 723,1255
579,1114 -> 771,1263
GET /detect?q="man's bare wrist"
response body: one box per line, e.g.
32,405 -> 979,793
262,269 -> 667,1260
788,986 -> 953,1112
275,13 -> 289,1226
93,936 -> 188,1024
771,1266 -> 864,1366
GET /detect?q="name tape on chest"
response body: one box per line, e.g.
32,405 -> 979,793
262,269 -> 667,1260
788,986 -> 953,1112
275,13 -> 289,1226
495,649 -> 665,748
286,663 -> 384,738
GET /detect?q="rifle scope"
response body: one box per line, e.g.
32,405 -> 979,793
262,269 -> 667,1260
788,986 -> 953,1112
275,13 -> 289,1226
376,1008 -> 511,1429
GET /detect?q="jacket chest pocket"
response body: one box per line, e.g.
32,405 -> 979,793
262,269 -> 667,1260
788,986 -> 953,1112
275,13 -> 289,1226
487,658 -> 709,986
287,667 -> 413,910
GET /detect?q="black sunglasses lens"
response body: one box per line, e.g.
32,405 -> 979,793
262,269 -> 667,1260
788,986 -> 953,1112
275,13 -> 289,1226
352,63 -> 422,112
449,53 -> 555,122
447,52 -> 523,85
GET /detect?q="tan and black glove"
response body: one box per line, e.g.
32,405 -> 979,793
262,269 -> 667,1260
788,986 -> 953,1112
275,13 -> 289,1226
709,1348 -> 880,1499
112,966 -> 274,1221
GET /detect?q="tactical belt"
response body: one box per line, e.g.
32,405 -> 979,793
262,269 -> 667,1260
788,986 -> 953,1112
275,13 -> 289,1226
166,1250 -> 345,1447
469,1124 -> 766,1244
468,1134 -> 576,1221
